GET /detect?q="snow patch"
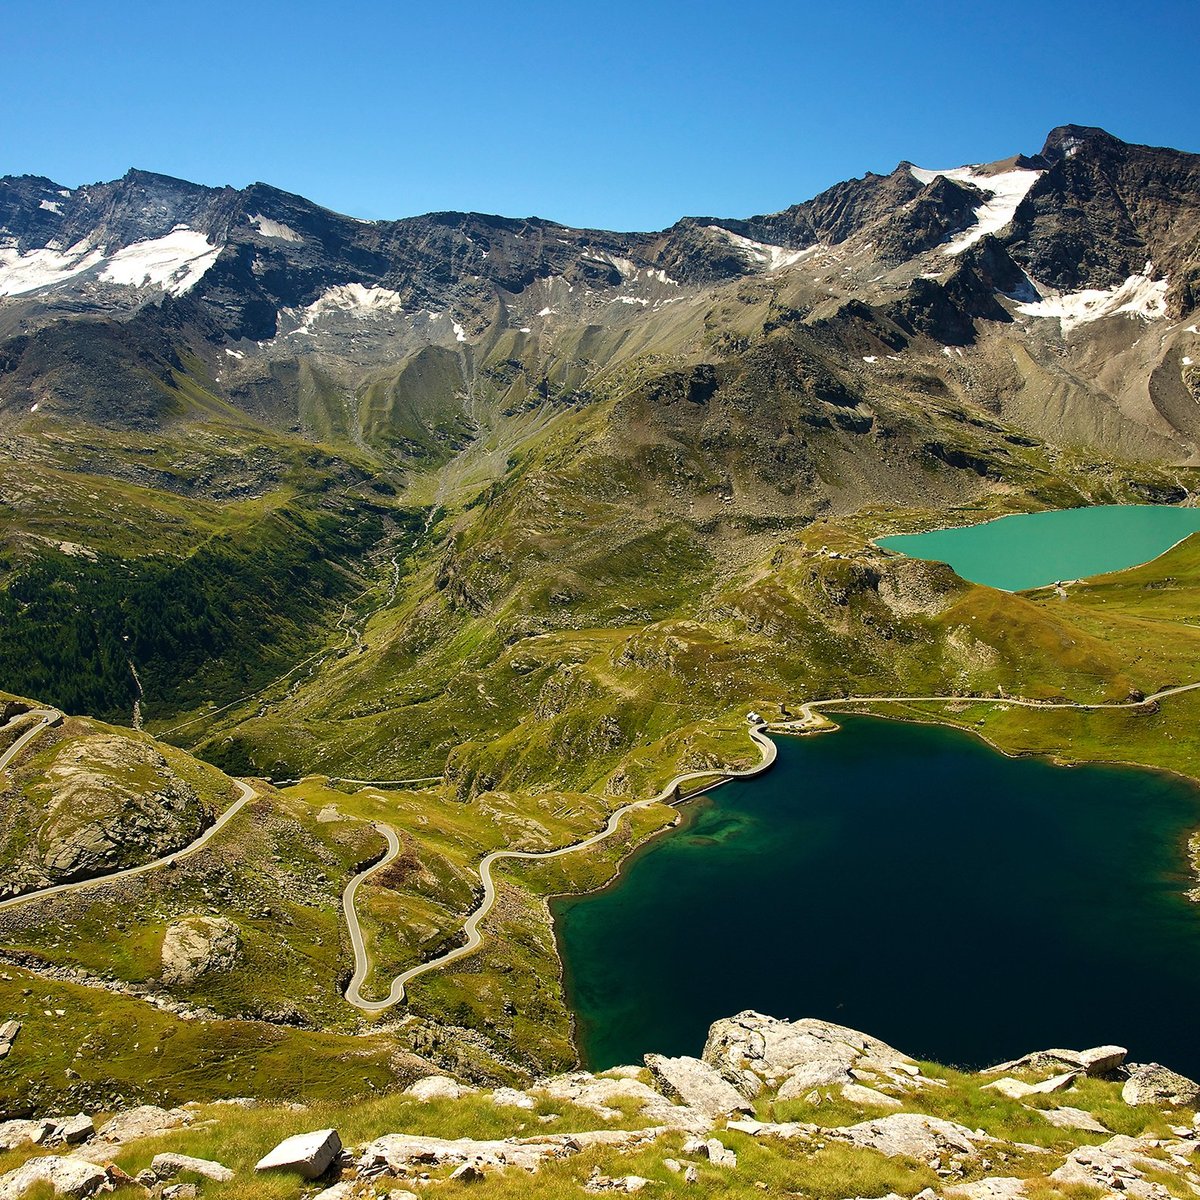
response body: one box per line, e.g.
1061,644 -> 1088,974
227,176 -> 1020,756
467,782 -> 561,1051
452,321 -> 467,343
0,238 -> 106,295
862,355 -> 877,363
224,348 -> 245,360
616,295 -> 650,305
910,164 -> 1042,254
707,226 -> 818,271
38,199 -> 62,214
29,403 -> 39,412
100,228 -> 222,295
1184,357 -> 1194,366
1016,265 -> 1169,334
518,326 -> 532,333
537,306 -> 554,317
301,283 -> 407,325
249,214 -> 304,243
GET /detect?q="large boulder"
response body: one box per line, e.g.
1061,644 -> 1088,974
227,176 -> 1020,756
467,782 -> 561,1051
0,1154 -> 107,1199
160,916 -> 241,986
255,1128 -> 342,1179
830,1114 -> 982,1158
702,1012 -> 917,1097
986,1044 -> 1127,1079
645,1054 -> 753,1118
535,1071 -> 704,1130
1122,1063 -> 1200,1108
151,1153 -> 234,1183
405,1075 -> 475,1102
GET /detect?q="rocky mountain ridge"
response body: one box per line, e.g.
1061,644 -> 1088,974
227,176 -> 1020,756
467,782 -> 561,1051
2,125 -> 1198,463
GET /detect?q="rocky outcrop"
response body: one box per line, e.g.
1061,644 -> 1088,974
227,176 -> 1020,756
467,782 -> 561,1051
159,916 -> 241,986
535,1071 -> 705,1129
0,1155 -> 107,1199
2,732 -> 213,898
986,1044 -> 1127,1078
1122,1063 -> 1200,1108
702,1011 -> 922,1098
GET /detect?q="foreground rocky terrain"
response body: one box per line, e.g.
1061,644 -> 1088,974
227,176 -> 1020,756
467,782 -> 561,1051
2,1012 -> 1199,1200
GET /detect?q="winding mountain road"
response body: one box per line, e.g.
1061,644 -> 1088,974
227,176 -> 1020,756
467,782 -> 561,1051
786,680 -> 1200,731
341,678 -> 1200,1013
341,724 -> 778,1012
0,779 -> 258,913
0,708 -> 62,773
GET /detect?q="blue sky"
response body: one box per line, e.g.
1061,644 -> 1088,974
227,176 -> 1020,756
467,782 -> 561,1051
4,0 -> 1196,230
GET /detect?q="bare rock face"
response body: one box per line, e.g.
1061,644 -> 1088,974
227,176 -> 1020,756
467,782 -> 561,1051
4,732 -> 212,896
644,1053 -> 753,1118
160,916 -> 242,986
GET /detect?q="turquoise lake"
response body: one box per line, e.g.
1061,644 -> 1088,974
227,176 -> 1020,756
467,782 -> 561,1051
555,717 -> 1200,1074
875,504 -> 1200,591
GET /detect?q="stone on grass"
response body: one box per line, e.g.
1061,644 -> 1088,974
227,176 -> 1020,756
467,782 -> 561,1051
0,1154 -> 107,1199
449,1162 -> 486,1183
1041,1107 -> 1111,1134
255,1128 -> 342,1179
947,1177 -> 1028,1200
406,1075 -> 474,1102
151,1152 -> 235,1182
981,1078 -> 1037,1101
489,1086 -> 536,1110
310,1183 -> 357,1200
704,1138 -> 737,1168
1122,1063 -> 1200,1108
832,1114 -> 981,1159
842,1083 -> 904,1109
93,1104 -> 191,1146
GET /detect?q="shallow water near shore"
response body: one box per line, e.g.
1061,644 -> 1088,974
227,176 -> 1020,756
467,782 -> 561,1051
555,716 -> 1200,1074
876,504 -> 1200,591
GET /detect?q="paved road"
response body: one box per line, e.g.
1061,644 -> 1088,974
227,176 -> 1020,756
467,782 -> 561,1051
785,680 -> 1200,730
0,779 -> 257,913
341,724 -> 777,1013
0,708 -> 62,773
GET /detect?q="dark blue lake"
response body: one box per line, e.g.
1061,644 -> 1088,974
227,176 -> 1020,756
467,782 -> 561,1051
555,717 -> 1200,1073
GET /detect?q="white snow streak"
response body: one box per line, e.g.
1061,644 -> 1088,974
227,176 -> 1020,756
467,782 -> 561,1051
1016,265 -> 1169,334
249,214 -> 304,243
38,199 -> 62,214
707,226 -> 817,271
910,164 -> 1042,254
